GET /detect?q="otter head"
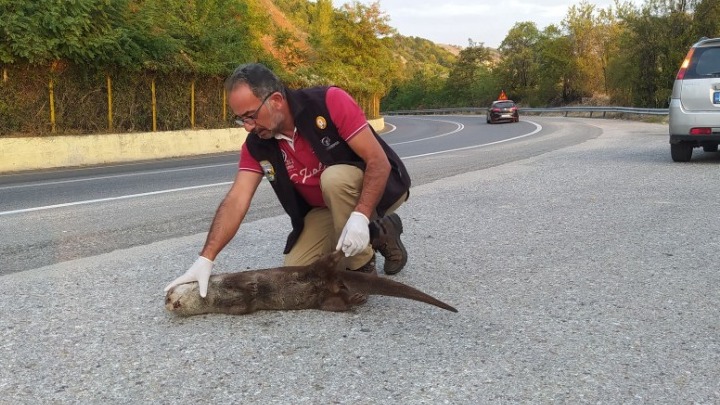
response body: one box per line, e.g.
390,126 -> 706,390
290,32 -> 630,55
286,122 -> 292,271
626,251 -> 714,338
165,283 -> 202,314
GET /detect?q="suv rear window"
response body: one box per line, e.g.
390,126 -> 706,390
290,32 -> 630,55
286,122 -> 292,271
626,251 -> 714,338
684,46 -> 720,79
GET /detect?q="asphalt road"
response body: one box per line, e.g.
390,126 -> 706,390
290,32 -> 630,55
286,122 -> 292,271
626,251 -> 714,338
2,117 -> 719,403
0,116 -> 591,275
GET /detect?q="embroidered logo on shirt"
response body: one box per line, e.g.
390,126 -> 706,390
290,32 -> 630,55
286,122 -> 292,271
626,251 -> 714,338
321,136 -> 340,150
321,137 -> 331,147
290,163 -> 325,184
281,150 -> 295,172
259,160 -> 276,182
316,116 -> 327,129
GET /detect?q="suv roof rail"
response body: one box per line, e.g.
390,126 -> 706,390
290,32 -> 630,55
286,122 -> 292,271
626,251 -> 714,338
695,37 -> 720,46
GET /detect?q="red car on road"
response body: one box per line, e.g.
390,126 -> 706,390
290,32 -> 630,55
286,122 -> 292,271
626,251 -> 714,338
486,100 -> 519,124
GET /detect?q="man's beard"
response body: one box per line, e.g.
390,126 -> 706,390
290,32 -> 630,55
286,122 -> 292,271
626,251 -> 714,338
253,109 -> 283,139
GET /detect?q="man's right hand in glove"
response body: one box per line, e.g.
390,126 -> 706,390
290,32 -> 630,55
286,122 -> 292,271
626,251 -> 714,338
163,256 -> 214,298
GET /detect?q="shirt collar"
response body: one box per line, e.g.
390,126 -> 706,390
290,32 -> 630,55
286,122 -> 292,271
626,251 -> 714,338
274,127 -> 297,145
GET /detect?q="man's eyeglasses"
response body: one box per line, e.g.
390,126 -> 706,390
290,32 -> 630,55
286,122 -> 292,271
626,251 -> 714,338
234,92 -> 273,126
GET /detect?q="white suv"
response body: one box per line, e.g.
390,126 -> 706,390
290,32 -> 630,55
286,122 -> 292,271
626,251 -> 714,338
669,37 -> 720,162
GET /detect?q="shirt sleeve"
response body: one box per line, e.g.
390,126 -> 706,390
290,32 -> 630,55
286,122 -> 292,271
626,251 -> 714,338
326,87 -> 369,142
238,142 -> 263,173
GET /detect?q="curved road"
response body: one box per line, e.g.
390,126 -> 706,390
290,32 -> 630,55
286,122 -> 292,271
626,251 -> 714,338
0,116 -> 601,275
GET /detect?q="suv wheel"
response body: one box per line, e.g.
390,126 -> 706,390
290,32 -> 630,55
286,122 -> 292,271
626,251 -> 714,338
671,142 -> 693,162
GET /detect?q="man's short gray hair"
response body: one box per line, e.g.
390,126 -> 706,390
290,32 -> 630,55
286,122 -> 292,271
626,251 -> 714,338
224,63 -> 285,99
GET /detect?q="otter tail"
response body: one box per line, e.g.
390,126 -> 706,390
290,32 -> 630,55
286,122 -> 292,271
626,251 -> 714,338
339,271 -> 458,312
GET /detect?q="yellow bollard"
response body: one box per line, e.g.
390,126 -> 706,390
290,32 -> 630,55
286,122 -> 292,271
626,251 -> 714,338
151,77 -> 157,132
190,80 -> 195,129
222,88 -> 227,122
107,74 -> 113,131
49,78 -> 56,133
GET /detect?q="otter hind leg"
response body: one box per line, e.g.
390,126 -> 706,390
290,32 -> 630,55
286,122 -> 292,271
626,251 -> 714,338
347,292 -> 368,306
319,289 -> 369,312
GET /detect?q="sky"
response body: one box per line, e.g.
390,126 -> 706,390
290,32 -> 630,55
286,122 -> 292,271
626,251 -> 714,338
336,0 -> 645,49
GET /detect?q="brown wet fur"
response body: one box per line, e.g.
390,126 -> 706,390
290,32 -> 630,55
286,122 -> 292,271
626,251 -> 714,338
165,250 -> 458,316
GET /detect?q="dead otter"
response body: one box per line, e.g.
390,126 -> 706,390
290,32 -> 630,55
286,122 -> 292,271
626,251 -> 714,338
165,250 -> 457,316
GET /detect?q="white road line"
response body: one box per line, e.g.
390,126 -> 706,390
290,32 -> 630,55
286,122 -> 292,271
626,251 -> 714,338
387,118 -> 465,146
0,162 -> 237,191
0,120 -> 543,216
0,182 -> 233,216
380,122 -> 397,134
403,120 -> 543,159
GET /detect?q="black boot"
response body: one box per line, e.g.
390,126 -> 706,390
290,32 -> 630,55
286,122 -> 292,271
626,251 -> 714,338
370,213 -> 407,275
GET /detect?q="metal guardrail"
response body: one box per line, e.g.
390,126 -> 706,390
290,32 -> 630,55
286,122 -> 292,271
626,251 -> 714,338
521,106 -> 669,116
382,106 -> 669,117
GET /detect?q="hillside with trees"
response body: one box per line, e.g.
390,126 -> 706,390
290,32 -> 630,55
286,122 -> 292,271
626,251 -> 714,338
385,0 -> 720,110
0,0 -> 718,135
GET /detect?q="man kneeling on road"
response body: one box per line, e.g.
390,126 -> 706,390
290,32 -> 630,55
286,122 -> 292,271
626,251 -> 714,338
165,63 -> 411,297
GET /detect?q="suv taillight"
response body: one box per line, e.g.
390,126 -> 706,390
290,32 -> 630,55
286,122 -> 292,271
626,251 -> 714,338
690,127 -> 712,135
676,48 -> 695,80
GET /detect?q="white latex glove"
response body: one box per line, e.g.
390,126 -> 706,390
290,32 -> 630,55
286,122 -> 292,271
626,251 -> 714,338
163,256 -> 214,298
336,211 -> 370,257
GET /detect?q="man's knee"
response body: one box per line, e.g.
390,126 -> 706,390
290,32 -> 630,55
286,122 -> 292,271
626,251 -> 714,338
320,165 -> 363,195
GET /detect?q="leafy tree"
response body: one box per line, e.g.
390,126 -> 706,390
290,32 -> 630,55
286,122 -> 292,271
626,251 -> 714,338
303,1 -> 401,116
0,0 -> 130,66
137,0 -> 265,75
643,0 -> 697,13
693,0 -> 720,38
382,70 -> 446,110
607,3 -> 693,107
534,25 -> 580,105
496,22 -> 541,102
595,2 -> 636,94
380,35 -> 456,110
384,35 -> 455,81
562,2 -> 606,99
444,41 -> 496,106
308,0 -> 334,51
